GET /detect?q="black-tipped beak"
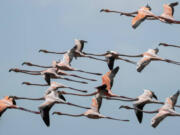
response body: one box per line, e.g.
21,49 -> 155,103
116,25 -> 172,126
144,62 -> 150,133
100,9 -> 104,12
159,43 -> 163,46
83,40 -> 88,43
9,69 -> 12,72
152,93 -> 158,100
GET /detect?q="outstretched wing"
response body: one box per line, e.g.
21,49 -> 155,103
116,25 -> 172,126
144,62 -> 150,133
90,97 -> 102,112
106,56 -> 115,70
133,103 -> 145,123
44,74 -> 51,85
164,59 -> 180,65
136,57 -> 151,72
132,7 -> 153,29
39,102 -> 54,127
169,2 -> 178,16
0,105 -> 8,117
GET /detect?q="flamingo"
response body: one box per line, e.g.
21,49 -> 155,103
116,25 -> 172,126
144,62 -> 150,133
131,5 -> 153,29
22,59 -> 102,76
119,89 -> 158,123
159,43 -> 180,48
119,90 -> 180,128
9,68 -> 88,85
84,50 -> 136,70
0,96 -> 40,117
100,5 -> 159,29
52,84 -> 129,122
159,2 -> 179,24
21,61 -> 98,81
112,48 -> 180,72
101,66 -> 123,97
56,84 -> 136,101
100,2 -> 180,28
22,81 -> 88,93
39,39 -> 106,62
10,90 -> 90,127
151,90 -> 180,128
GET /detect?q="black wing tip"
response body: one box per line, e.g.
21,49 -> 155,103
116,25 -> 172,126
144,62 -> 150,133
137,117 -> 143,123
39,107 -> 50,127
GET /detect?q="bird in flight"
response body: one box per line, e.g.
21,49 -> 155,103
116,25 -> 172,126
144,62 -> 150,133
84,50 -> 136,70
10,90 -> 90,127
53,84 -> 129,122
22,81 -> 88,93
0,96 -> 40,118
119,89 -> 158,123
100,2 -> 180,29
39,39 -> 106,62
9,67 -> 88,85
113,48 -> 180,72
119,90 -> 180,128
100,4 -> 158,29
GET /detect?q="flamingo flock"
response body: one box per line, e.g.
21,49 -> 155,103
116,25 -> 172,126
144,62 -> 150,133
2,1 -> 180,129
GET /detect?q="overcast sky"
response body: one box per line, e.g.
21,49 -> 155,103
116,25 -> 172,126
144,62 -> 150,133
1,0 -> 180,135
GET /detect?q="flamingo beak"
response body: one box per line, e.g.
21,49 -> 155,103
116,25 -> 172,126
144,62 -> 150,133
100,9 -> 104,12
152,93 -> 158,100
82,40 -> 88,43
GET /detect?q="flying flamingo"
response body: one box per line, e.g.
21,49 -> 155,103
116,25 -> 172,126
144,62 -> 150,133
100,5 -> 159,29
159,43 -> 180,48
56,84 -> 136,101
21,61 -> 98,81
100,2 -> 180,28
22,81 -> 88,93
159,2 -> 179,24
101,66 -> 126,97
151,90 -> 180,128
0,96 -> 40,117
22,59 -> 102,76
10,90 -> 90,127
39,39 -> 106,62
9,67 -> 88,85
119,89 -> 158,123
84,51 -> 136,70
111,48 -> 180,72
119,90 -> 180,128
52,84 -> 129,122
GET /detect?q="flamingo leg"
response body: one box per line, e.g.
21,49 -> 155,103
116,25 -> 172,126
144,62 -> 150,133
39,49 -> 67,54
9,106 -> 40,114
22,62 -> 52,68
9,68 -> 41,75
117,57 -> 137,65
22,82 -> 49,86
10,96 -> 44,101
102,116 -> 129,122
75,69 -> 102,76
52,112 -> 84,117
69,74 -> 97,81
57,77 -> 88,84
56,101 -> 90,109
119,105 -> 158,114
61,91 -> 98,97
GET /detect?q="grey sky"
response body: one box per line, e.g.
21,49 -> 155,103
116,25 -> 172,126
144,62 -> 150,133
0,0 -> 180,135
